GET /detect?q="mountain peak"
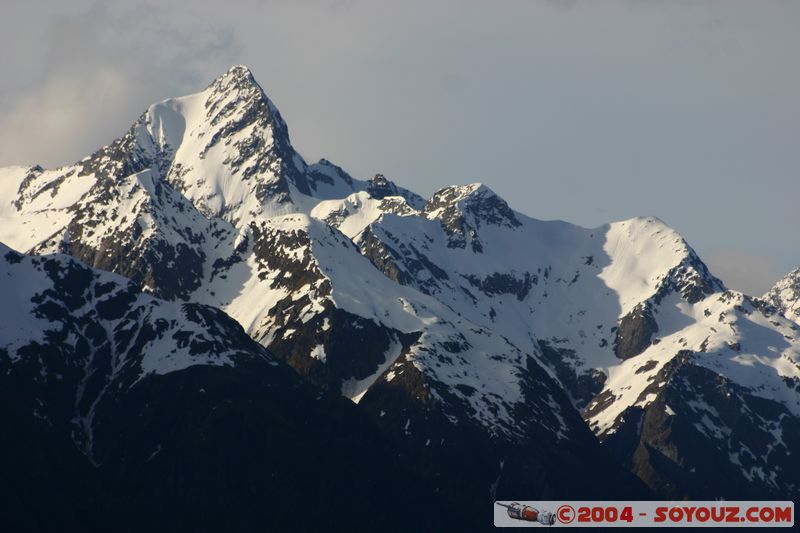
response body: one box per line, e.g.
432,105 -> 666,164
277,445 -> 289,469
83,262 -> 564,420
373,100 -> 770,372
424,183 -> 521,231
427,183 -> 487,203
225,64 -> 255,78
203,64 -> 278,116
208,64 -> 259,91
366,174 -> 402,199
763,267 -> 800,322
136,64 -> 307,223
200,64 -> 282,124
772,267 -> 800,288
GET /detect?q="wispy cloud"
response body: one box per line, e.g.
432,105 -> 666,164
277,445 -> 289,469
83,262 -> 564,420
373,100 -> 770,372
0,2 -> 239,168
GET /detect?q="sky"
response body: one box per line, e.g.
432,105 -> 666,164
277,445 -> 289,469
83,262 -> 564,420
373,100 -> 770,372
0,0 -> 797,295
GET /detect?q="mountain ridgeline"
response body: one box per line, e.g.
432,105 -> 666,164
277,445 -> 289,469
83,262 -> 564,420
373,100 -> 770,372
1,65 -> 798,529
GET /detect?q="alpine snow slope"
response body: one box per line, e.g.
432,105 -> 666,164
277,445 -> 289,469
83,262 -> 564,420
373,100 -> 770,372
1,65 -> 798,503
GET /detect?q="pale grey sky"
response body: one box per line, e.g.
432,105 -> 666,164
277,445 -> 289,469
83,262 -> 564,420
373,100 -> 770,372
1,0 -> 797,295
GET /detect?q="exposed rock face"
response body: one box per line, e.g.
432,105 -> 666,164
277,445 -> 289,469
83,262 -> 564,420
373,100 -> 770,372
464,272 -> 537,301
359,351 -> 649,521
600,351 -> 800,499
654,252 -> 724,305
422,183 -> 521,252
538,340 -> 607,409
367,174 -> 425,208
614,303 -> 659,359
764,267 -> 800,323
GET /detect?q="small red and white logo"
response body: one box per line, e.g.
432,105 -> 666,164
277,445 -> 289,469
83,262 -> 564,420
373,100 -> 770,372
496,502 -> 556,526
494,501 -> 794,528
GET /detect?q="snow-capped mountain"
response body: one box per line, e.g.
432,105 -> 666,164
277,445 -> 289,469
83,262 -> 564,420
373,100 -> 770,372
1,65 -> 798,503
0,243 -> 478,531
764,268 -> 800,323
345,183 -> 800,498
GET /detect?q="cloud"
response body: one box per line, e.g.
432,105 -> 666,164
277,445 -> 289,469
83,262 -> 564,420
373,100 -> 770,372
702,247 -> 785,297
0,2 -> 239,168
